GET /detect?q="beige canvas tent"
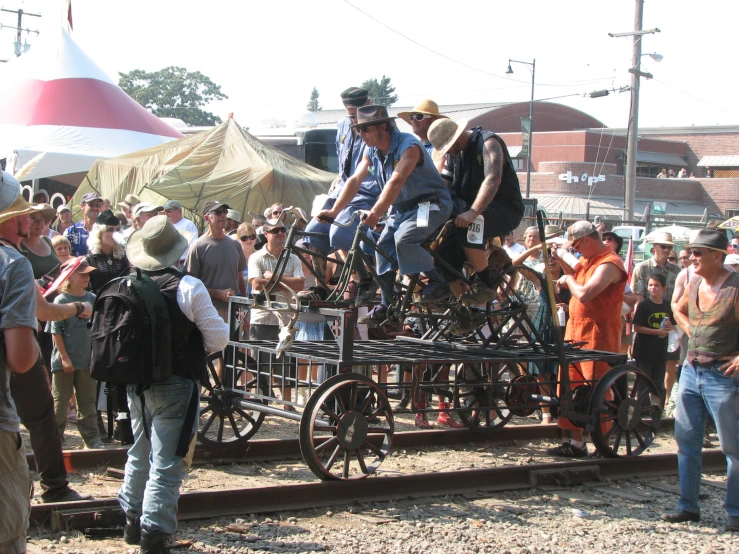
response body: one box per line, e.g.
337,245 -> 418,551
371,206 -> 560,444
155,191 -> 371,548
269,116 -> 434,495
72,118 -> 333,224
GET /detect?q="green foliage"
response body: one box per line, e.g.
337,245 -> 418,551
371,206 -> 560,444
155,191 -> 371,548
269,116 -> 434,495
118,66 -> 228,126
306,87 -> 322,111
361,75 -> 398,107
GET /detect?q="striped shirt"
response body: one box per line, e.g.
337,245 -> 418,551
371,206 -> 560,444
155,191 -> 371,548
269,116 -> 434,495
247,248 -> 303,326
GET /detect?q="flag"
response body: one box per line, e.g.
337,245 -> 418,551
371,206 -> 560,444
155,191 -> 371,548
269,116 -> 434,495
624,237 -> 635,336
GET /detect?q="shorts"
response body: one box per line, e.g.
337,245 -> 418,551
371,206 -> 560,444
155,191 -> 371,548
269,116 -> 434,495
0,431 -> 30,554
459,203 -> 523,250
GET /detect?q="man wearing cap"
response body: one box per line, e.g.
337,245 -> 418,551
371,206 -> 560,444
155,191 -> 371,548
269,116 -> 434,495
427,119 -> 524,304
185,201 -> 246,321
318,105 -> 452,324
52,204 -> 73,236
118,215 -> 229,552
665,229 -> 739,532
226,209 -> 241,236
548,221 -> 626,458
64,192 -> 103,256
397,99 -> 447,168
631,231 -> 680,303
303,87 -> 380,278
164,200 -> 199,265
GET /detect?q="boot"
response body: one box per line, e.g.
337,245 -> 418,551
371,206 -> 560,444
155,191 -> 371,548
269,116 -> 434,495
124,515 -> 141,545
415,402 -> 433,429
397,390 -> 411,410
140,527 -> 171,554
116,416 -> 135,445
437,401 -> 464,428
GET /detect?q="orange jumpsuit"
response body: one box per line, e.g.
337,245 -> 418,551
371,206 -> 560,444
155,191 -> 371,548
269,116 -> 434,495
560,247 -> 626,431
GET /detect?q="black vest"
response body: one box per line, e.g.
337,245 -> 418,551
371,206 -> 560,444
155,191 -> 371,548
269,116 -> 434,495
149,271 -> 207,384
450,127 -> 524,215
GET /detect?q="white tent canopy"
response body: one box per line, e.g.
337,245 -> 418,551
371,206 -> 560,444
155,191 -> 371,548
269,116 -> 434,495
0,27 -> 182,182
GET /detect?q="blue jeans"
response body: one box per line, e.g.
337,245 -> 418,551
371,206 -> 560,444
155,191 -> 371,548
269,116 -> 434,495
118,376 -> 198,535
675,360 -> 739,516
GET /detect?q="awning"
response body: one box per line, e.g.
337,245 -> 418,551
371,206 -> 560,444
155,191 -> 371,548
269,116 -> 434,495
636,151 -> 687,167
535,195 -> 711,218
697,155 -> 739,167
507,145 -> 522,157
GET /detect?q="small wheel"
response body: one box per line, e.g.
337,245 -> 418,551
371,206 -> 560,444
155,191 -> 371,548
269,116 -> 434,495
197,351 -> 268,449
589,364 -> 662,457
505,375 -> 541,417
452,362 -> 522,432
299,373 -> 394,480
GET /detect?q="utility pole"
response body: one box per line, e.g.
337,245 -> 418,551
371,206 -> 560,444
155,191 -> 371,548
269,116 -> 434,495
609,2 -> 659,222
0,7 -> 41,57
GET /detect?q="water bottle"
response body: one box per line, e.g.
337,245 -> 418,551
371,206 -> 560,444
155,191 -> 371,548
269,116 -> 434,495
661,316 -> 670,330
557,305 -> 566,327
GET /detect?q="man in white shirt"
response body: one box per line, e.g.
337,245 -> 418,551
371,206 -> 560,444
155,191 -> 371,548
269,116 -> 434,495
164,200 -> 199,262
502,231 -> 525,258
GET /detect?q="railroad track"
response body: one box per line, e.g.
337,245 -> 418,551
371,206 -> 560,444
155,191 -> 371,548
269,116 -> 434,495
35,419 -> 676,473
33,447 -> 722,532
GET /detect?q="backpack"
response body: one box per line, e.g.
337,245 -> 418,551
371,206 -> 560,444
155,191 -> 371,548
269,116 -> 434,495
90,269 -> 174,385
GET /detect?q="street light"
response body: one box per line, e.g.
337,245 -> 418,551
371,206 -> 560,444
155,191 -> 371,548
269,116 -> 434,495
507,58 -> 536,198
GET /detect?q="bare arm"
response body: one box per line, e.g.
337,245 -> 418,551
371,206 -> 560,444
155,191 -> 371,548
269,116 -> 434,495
671,269 -> 688,313
634,324 -> 670,337
318,154 -> 371,219
364,145 -> 422,227
674,283 -> 690,335
455,137 -> 503,228
511,245 -> 543,266
5,327 -> 39,374
559,263 -> 623,304
51,333 -> 75,373
251,275 -> 305,292
35,288 -> 92,321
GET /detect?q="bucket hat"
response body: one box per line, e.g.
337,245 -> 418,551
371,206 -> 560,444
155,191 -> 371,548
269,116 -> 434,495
685,228 -> 729,254
119,194 -> 141,209
428,118 -> 469,161
126,215 -> 190,271
397,100 -> 448,125
649,231 -> 675,246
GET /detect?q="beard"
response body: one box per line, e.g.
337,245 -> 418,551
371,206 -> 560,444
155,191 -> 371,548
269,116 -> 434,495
16,220 -> 29,239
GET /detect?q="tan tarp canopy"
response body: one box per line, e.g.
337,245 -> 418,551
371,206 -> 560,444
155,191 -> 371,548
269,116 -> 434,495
72,118 -> 333,225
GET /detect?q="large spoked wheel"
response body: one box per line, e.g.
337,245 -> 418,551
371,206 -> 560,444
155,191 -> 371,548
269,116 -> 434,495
589,364 -> 662,457
299,373 -> 394,481
197,350 -> 268,449
452,362 -> 522,433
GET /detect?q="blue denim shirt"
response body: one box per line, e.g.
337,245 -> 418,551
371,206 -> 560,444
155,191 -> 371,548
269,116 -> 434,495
366,129 -> 449,209
423,141 -> 434,158
336,117 -> 381,198
64,221 -> 89,256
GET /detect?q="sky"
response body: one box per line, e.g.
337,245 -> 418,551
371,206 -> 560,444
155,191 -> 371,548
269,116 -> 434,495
2,0 -> 737,130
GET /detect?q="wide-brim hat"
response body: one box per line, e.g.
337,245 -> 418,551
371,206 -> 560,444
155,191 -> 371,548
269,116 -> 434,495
0,194 -> 42,226
428,118 -> 468,161
350,105 -> 396,129
119,193 -> 141,209
397,99 -> 448,125
30,203 -> 56,220
686,228 -> 729,254
126,215 -> 190,271
649,231 -> 675,246
602,231 -> 624,253
262,218 -> 287,232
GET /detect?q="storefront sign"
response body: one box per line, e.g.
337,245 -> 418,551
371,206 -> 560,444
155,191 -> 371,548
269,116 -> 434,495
559,171 -> 606,187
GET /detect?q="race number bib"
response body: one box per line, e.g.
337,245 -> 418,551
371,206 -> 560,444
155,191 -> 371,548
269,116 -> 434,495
466,215 -> 484,245
417,202 -> 430,228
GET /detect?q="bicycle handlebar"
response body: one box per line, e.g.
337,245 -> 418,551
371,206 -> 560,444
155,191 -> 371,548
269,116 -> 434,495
246,206 -> 307,226
326,209 -> 389,228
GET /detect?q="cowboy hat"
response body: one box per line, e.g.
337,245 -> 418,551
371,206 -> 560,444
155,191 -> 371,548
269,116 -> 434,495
648,231 -> 675,246
428,118 -> 469,161
350,105 -> 396,129
30,203 -> 56,220
0,171 -> 41,225
126,215 -> 190,271
397,99 -> 448,125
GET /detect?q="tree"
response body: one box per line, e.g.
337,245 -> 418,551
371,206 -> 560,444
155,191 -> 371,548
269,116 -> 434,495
118,66 -> 228,126
361,75 -> 398,107
306,87 -> 322,111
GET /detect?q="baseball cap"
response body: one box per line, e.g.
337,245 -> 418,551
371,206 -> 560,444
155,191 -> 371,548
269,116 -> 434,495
202,201 -> 229,216
81,192 -> 103,204
163,199 -> 182,211
57,204 -> 71,214
564,221 -> 598,249
132,202 -> 163,218
725,253 -> 739,266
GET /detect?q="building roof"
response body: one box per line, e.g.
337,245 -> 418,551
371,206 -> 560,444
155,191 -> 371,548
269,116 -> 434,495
697,155 -> 739,167
535,194 -> 712,218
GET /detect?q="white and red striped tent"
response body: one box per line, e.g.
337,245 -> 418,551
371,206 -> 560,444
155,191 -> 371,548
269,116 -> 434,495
0,27 -> 182,185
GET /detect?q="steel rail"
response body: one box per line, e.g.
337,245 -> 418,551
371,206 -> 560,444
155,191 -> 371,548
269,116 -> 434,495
33,446 -> 722,531
33,423 -> 578,473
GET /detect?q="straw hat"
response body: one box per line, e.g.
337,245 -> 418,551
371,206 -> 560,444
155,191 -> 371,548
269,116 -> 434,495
397,99 -> 448,125
126,215 -> 190,271
119,194 -> 141,209
428,118 -> 469,161
0,171 -> 41,225
649,231 -> 675,246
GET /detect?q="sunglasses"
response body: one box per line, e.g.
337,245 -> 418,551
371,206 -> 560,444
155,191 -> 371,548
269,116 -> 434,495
210,208 -> 227,216
690,250 -> 705,257
87,202 -> 103,209
408,113 -> 431,121
239,234 -> 257,241
668,257 -> 677,262
730,243 -> 739,249
656,244 -> 673,251
271,210 -> 283,216
357,123 -> 378,133
265,228 -> 286,235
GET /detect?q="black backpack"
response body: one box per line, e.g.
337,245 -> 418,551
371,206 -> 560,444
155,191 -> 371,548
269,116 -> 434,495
90,269 -> 174,385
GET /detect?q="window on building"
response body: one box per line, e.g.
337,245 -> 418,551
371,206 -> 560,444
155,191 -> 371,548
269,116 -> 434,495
726,209 -> 739,218
511,157 -> 526,172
